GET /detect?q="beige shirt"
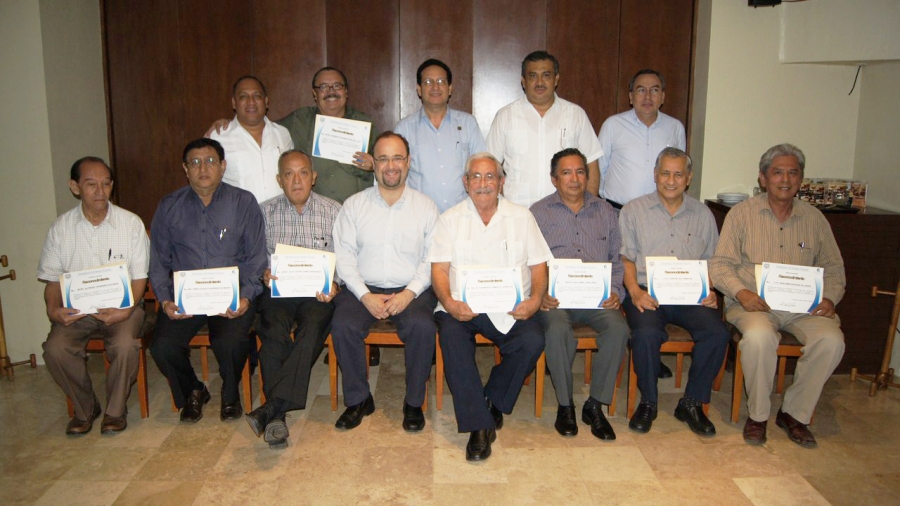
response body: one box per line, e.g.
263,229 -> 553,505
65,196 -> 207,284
709,194 -> 845,305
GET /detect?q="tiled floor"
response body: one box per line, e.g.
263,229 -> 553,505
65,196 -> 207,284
2,347 -> 899,505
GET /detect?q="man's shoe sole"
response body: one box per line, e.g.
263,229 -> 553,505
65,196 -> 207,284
264,420 -> 289,443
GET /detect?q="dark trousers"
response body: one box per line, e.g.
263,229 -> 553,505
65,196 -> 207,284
331,286 -> 437,407
622,298 -> 729,405
256,288 -> 334,410
150,302 -> 255,408
436,312 -> 545,433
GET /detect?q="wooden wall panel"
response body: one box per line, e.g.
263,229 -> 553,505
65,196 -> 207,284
618,0 -> 695,130
398,0 -> 474,122
253,0 -> 327,121
472,0 -> 547,135
547,0 -> 620,135
325,0 -> 399,135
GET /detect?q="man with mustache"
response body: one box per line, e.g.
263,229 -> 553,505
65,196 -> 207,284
330,132 -> 439,433
394,59 -> 486,212
431,152 -> 550,461
485,51 -> 602,208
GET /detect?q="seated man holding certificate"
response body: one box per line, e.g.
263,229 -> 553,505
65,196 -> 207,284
619,147 -> 729,436
149,138 -> 267,424
710,144 -> 845,448
530,148 -> 629,441
37,157 -> 150,435
430,152 -> 550,461
245,149 -> 342,448
331,132 -> 439,432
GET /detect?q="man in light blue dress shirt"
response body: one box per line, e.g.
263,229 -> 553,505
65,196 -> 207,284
395,59 -> 486,212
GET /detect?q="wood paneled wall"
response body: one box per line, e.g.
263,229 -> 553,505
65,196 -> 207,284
103,0 -> 696,223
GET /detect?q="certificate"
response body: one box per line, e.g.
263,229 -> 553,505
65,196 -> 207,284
312,114 -> 372,164
270,251 -> 336,298
175,267 -> 240,316
549,259 -> 611,309
758,262 -> 823,313
646,258 -> 709,305
60,262 -> 134,314
458,266 -> 522,314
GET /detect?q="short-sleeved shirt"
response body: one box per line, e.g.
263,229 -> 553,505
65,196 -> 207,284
210,116 -> 294,203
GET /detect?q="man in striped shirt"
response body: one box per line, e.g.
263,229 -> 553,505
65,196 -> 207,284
246,150 -> 341,449
711,144 -> 845,448
530,148 -> 629,441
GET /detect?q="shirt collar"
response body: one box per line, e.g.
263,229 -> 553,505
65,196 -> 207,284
78,202 -> 114,228
628,108 -> 660,128
650,191 -> 690,217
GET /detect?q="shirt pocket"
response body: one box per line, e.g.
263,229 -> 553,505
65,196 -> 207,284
506,129 -> 529,157
559,129 -> 576,149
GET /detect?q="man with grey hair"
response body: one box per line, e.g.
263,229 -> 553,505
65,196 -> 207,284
619,147 -> 729,436
710,143 -> 845,448
431,152 -> 550,461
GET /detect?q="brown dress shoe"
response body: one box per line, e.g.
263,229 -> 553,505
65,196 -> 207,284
776,409 -> 817,448
66,403 -> 102,436
743,418 -> 767,445
101,413 -> 128,435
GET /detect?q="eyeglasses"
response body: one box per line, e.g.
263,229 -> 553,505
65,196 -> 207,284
313,83 -> 346,92
422,78 -> 449,87
374,155 -> 408,165
466,173 -> 499,182
633,87 -> 662,96
185,156 -> 220,168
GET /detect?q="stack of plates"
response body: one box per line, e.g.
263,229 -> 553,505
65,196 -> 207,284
717,192 -> 749,204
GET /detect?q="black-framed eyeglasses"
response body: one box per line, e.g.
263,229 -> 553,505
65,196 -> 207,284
313,83 -> 346,92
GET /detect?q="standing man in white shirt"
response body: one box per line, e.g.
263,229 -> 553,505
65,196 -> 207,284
209,75 -> 294,203
486,51 -> 603,208
598,69 -> 686,209
394,59 -> 486,212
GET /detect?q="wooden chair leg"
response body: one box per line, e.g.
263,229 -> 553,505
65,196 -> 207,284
494,346 -> 502,365
584,349 -> 593,385
365,344 -> 370,380
328,335 -> 338,411
675,352 -> 684,388
67,397 -> 75,418
776,356 -> 787,394
732,347 -> 744,423
535,352 -> 545,417
702,403 -> 710,416
627,350 -> 638,419
436,334 -> 444,410
138,346 -> 149,418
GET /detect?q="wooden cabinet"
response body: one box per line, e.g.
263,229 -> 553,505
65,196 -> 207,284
706,200 -> 900,374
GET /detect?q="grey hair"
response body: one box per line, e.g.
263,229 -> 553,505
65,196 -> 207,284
759,143 -> 805,175
654,147 -> 692,173
278,149 -> 315,172
464,152 -> 506,178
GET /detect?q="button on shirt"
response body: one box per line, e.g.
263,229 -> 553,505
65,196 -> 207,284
149,183 -> 267,303
486,95 -> 603,208
333,185 -> 438,299
394,108 -> 486,212
38,203 -> 150,282
210,116 -> 294,203
619,192 -> 718,286
709,194 -> 845,304
529,192 -> 624,299
598,109 -> 685,205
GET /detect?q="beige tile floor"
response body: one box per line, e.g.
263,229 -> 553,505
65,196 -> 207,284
2,347 -> 899,505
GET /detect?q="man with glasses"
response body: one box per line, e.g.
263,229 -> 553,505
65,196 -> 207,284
394,59 -> 486,212
149,138 -> 267,424
486,51 -> 602,208
431,152 -> 550,461
330,132 -> 439,433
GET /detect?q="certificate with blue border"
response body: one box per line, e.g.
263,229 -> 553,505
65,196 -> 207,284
271,252 -> 335,298
312,114 -> 371,164
549,259 -> 611,309
458,266 -> 522,314
646,258 -> 709,305
758,262 -> 823,313
60,262 -> 133,314
174,267 -> 239,316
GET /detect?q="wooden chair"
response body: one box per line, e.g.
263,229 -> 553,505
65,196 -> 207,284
326,320 -> 430,411
168,330 -> 253,413
626,324 -> 728,419
729,325 -> 805,423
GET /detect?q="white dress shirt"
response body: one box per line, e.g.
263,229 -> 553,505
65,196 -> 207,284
210,116 -> 294,203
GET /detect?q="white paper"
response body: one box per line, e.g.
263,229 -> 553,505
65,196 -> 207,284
458,266 -> 522,314
311,114 -> 372,164
270,251 -> 335,298
174,267 -> 240,316
549,259 -> 611,309
60,262 -> 134,314
646,258 -> 709,305
758,262 -> 824,313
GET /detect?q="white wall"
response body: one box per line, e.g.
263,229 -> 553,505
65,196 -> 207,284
0,0 -> 60,365
854,61 -> 900,213
698,1 -> 861,199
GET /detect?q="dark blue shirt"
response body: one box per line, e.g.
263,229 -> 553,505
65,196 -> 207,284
149,182 -> 267,303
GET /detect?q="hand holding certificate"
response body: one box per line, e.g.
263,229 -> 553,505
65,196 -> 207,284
312,115 -> 372,164
457,266 -> 523,314
60,262 -> 134,314
757,262 -> 823,313
646,258 -> 709,305
549,259 -> 611,309
175,267 -> 240,316
270,243 -> 336,298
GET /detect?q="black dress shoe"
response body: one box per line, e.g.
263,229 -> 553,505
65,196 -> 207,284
402,402 -> 425,432
369,346 -> 381,366
264,413 -> 289,447
465,428 -> 496,461
245,402 -> 278,437
180,386 -> 211,423
674,399 -> 716,437
335,394 -> 375,430
658,361 -> 673,379
776,409 -> 817,448
221,399 -> 243,421
582,400 -> 616,441
486,398 -> 503,430
554,405 -> 578,437
743,418 -> 768,445
628,402 -> 658,434
66,402 -> 102,436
